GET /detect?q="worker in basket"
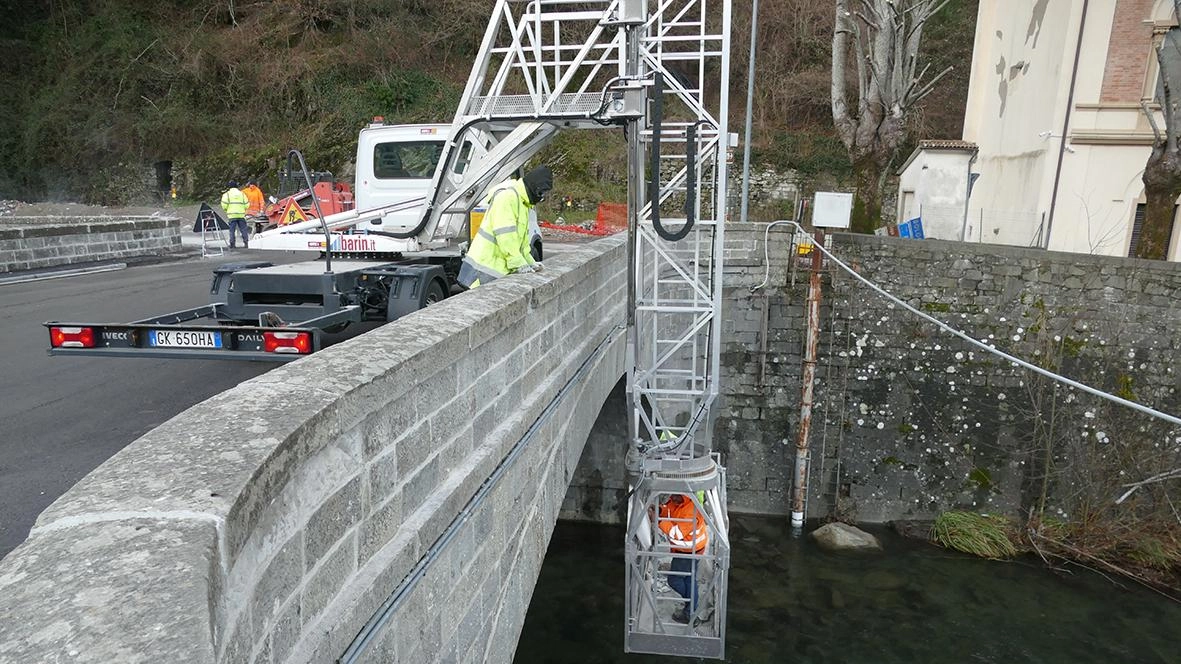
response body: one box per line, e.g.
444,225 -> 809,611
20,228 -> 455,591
457,165 -> 551,289
657,492 -> 708,624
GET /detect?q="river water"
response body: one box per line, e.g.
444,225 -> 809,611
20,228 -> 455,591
514,515 -> 1180,663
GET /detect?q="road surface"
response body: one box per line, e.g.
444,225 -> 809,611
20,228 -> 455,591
0,251 -> 370,558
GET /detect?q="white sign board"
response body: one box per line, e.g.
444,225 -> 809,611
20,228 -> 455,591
812,191 -> 853,229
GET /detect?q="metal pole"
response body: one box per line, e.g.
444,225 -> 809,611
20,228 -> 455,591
1045,0 -> 1089,252
624,10 -> 644,470
739,0 -> 759,223
792,229 -> 823,528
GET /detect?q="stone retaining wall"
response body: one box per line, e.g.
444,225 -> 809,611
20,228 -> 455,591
717,227 -> 1181,521
0,216 -> 181,273
565,224 -> 1181,525
0,235 -> 627,664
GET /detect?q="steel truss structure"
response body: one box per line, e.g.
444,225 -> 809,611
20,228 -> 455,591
337,0 -> 733,656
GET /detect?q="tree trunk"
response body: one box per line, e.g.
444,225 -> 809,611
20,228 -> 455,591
851,157 -> 883,234
1139,145 -> 1181,260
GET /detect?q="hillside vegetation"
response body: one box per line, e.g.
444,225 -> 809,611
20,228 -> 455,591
0,0 -> 976,210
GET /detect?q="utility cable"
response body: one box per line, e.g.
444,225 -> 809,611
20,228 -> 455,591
774,221 -> 1181,428
749,220 -> 796,293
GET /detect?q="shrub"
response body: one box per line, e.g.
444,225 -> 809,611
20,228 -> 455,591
932,511 -> 1020,559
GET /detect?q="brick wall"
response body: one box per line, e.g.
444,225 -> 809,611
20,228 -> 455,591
0,216 -> 181,273
1100,0 -> 1154,103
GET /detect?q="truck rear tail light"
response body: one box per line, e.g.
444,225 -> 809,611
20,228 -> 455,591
263,331 -> 311,354
50,326 -> 96,348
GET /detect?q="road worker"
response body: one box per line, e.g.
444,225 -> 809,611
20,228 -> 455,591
242,180 -> 268,234
220,180 -> 250,249
657,493 -> 708,624
243,180 -> 266,217
457,165 -> 552,289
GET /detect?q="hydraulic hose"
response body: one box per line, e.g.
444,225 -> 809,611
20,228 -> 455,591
286,149 -> 332,273
648,73 -> 694,242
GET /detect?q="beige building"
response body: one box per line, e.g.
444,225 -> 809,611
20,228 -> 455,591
898,0 -> 1181,260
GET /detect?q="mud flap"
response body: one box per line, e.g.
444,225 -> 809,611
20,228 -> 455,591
381,264 -> 446,321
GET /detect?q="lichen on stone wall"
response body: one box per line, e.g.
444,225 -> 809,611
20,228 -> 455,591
712,228 -> 1181,528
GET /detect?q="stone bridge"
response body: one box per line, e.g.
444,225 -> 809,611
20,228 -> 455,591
0,235 -> 627,664
7,224 -> 1176,663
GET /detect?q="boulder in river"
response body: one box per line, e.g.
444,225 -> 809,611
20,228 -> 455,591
810,522 -> 883,552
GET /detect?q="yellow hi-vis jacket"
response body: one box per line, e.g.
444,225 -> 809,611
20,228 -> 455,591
461,179 -> 535,287
221,187 -> 249,219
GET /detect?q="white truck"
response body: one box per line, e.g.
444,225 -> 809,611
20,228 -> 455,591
45,120 -> 547,361
251,121 -> 543,261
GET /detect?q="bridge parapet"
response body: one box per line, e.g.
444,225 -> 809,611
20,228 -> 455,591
0,235 -> 626,664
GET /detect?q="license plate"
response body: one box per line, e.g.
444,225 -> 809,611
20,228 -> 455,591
149,330 -> 222,349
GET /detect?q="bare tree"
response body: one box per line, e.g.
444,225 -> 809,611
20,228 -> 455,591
831,0 -> 950,233
1138,1 -> 1181,260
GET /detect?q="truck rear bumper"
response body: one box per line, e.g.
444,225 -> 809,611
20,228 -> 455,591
44,305 -> 361,361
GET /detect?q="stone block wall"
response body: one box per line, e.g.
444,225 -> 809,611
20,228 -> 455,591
560,378 -> 629,524
0,216 -> 181,273
0,235 -> 627,664
565,224 -> 1181,527
717,227 -> 1181,523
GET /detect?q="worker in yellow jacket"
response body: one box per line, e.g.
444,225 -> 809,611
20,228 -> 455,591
220,180 -> 250,249
458,166 -> 552,289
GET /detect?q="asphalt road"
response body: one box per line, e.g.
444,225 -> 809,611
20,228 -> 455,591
0,251 -> 371,559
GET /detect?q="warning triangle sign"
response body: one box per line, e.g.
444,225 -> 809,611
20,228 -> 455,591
192,202 -> 228,232
280,201 -> 309,225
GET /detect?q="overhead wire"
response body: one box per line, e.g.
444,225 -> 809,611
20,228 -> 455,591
773,221 -> 1181,428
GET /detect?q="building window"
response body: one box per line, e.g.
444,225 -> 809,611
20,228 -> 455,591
1129,203 -> 1176,257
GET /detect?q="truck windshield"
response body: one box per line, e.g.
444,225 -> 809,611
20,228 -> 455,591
374,141 -> 444,179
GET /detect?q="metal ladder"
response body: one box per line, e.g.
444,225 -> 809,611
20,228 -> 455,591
437,0 -> 733,657
198,207 -> 227,258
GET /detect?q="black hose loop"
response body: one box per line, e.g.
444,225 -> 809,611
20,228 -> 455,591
649,73 -> 694,242
287,149 -> 333,273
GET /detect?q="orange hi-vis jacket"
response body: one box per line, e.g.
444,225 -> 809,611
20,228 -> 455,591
658,495 -> 708,553
243,184 -> 265,216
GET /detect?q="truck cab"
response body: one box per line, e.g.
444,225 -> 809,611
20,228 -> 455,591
353,120 -> 541,258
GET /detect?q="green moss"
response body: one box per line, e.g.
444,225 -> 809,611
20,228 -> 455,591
897,423 -> 916,434
1115,374 -> 1137,401
1060,336 -> 1085,358
882,455 -> 902,465
921,302 -> 952,313
968,467 -> 993,491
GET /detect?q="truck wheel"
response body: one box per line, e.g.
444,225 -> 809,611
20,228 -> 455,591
425,279 -> 446,305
